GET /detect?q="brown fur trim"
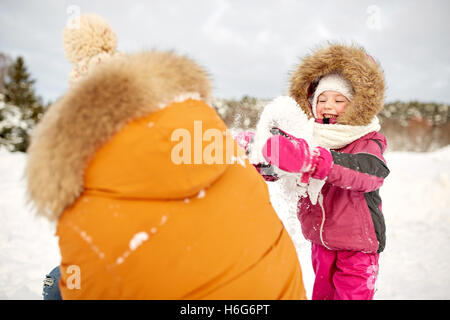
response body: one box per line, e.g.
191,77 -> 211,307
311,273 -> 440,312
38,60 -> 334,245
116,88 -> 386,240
289,43 -> 385,125
25,51 -> 212,221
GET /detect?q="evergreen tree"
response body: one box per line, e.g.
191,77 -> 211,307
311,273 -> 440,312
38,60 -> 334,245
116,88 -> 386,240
0,53 -> 12,91
0,55 -> 45,152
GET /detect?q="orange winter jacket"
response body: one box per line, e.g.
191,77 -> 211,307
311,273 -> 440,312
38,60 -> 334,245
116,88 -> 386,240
56,99 -> 306,299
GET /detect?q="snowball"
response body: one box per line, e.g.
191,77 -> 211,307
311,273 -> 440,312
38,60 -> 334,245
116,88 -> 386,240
249,96 -> 315,165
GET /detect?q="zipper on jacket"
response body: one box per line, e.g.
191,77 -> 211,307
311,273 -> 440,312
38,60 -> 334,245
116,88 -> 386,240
318,193 -> 331,250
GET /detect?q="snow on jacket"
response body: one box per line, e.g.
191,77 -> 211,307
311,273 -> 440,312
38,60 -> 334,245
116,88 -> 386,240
25,51 -> 305,299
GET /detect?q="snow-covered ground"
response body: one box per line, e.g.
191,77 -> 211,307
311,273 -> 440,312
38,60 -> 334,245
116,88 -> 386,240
0,146 -> 449,299
0,149 -> 60,299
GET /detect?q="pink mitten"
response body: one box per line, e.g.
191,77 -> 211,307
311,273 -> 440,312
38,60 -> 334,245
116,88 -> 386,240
262,130 -> 333,180
235,130 -> 255,151
311,146 -> 333,180
262,135 -> 310,173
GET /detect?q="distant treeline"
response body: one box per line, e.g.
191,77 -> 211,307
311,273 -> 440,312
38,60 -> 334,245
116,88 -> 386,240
379,101 -> 449,152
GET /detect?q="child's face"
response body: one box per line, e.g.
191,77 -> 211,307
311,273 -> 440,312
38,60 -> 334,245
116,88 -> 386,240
316,91 -> 350,120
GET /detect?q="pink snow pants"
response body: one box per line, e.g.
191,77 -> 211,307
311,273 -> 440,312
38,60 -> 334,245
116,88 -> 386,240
311,243 -> 379,300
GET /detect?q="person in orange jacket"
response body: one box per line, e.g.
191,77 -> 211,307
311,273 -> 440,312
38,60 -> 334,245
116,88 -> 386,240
27,13 -> 306,300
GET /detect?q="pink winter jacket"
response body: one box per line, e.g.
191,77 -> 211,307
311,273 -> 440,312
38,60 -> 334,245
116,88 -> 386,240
297,131 -> 389,253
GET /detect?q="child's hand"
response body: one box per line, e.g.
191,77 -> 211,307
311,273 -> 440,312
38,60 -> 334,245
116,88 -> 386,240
235,130 -> 255,152
262,132 -> 333,180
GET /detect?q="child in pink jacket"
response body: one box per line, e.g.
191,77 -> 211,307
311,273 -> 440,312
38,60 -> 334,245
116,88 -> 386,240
239,44 -> 389,300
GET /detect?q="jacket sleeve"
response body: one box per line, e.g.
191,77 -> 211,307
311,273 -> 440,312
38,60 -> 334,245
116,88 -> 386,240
326,139 -> 390,192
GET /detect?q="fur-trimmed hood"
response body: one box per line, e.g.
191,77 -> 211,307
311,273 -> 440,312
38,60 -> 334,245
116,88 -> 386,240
25,51 -> 212,220
289,43 -> 385,126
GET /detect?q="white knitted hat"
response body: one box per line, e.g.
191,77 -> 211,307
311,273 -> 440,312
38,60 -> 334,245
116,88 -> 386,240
311,73 -> 354,117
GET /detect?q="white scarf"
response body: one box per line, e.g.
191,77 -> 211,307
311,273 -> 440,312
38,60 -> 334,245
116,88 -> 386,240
307,116 -> 380,204
313,117 -> 381,150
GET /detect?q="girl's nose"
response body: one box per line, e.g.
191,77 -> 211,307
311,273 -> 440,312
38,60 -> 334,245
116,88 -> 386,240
323,104 -> 335,111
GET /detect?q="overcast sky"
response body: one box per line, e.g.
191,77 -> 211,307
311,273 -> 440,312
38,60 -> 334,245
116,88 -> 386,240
1,0 -> 449,104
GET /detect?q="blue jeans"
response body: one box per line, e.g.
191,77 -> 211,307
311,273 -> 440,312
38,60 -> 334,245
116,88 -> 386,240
43,266 -> 62,300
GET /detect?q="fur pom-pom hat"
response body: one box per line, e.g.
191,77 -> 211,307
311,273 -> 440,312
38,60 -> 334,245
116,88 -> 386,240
289,43 -> 385,126
311,72 -> 354,118
63,13 -> 122,85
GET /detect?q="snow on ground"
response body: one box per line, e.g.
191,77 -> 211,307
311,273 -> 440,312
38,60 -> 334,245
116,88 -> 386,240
0,146 -> 449,299
0,150 -> 60,299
